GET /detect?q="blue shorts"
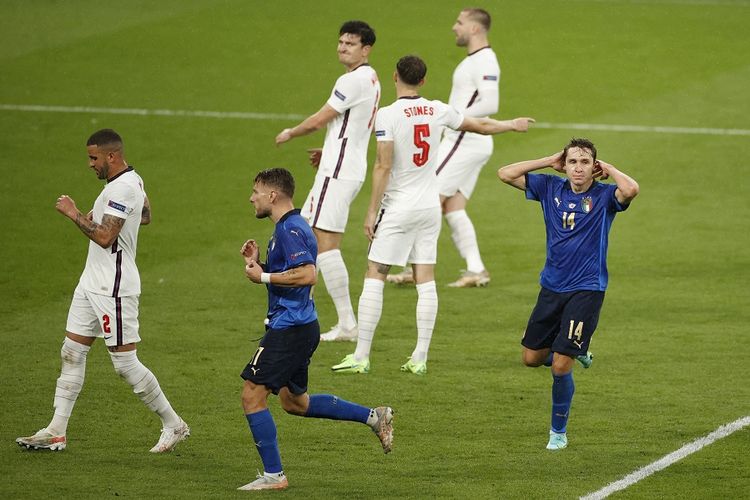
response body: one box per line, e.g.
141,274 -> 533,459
241,320 -> 320,395
521,288 -> 605,357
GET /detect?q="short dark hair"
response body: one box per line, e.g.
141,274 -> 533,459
254,168 -> 295,198
463,8 -> 491,31
87,129 -> 123,149
340,20 -> 376,46
396,55 -> 427,86
562,138 -> 597,163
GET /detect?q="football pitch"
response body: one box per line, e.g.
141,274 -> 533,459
1,0 -> 749,498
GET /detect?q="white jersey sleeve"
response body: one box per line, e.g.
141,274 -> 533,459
102,180 -> 138,219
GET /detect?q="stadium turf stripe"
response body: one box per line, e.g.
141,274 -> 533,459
579,415 -> 750,500
2,103 -> 750,137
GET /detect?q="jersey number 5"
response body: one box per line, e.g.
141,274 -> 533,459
413,124 -> 430,167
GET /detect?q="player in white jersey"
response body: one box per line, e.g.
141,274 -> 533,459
387,8 -> 502,288
276,21 -> 380,342
331,55 -> 533,375
16,129 -> 189,453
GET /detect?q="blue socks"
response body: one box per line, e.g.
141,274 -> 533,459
551,372 -> 575,433
304,394 -> 370,423
246,409 -> 282,474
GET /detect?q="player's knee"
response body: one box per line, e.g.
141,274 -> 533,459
61,337 -> 89,365
279,393 -> 307,416
521,349 -> 544,367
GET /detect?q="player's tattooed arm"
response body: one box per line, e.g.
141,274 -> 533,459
56,195 -> 125,248
141,196 -> 151,225
79,214 -> 124,248
246,263 -> 316,287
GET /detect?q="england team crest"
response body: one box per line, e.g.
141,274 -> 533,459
581,197 -> 593,213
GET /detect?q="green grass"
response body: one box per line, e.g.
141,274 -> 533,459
2,0 -> 749,498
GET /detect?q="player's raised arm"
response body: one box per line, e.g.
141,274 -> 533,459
56,195 -> 125,248
364,140 -> 394,241
596,160 -> 639,205
275,104 -> 340,145
459,116 -> 534,135
497,151 -> 564,191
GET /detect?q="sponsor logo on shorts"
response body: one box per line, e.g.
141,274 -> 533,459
482,75 -> 498,81
108,200 -> 127,212
334,89 -> 346,101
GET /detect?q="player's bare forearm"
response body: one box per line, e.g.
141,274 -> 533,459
262,264 -> 317,287
140,197 -> 151,225
73,213 -> 124,248
498,153 -> 560,191
601,162 -> 639,204
276,104 -> 339,144
460,117 -> 534,136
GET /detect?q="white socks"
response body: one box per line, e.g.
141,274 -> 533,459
412,281 -> 438,363
48,337 -> 90,436
445,210 -> 485,273
109,350 -> 181,429
317,250 -> 357,330
354,278 -> 385,360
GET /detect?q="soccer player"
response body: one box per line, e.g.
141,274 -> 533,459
497,139 -> 639,449
16,129 -> 189,453
388,8 -> 501,288
331,55 -> 533,375
238,168 -> 393,491
275,20 -> 380,342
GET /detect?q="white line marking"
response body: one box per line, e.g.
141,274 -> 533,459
0,103 -> 306,121
580,415 -> 750,500
2,103 -> 749,137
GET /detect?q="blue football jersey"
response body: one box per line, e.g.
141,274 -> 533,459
264,209 -> 318,329
525,174 -> 629,292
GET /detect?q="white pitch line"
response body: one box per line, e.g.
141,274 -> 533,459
2,103 -> 750,137
580,415 -> 750,500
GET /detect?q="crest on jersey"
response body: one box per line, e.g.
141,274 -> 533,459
581,197 -> 593,213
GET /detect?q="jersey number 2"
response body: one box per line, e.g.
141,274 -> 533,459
413,124 -> 430,167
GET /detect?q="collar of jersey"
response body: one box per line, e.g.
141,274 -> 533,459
107,166 -> 133,183
278,208 -> 301,224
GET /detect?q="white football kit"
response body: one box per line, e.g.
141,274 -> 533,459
370,96 -> 464,266
302,64 -> 380,232
66,168 -> 146,346
436,46 -> 500,199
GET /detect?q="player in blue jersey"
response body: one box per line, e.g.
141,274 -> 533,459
237,168 -> 394,491
497,138 -> 639,450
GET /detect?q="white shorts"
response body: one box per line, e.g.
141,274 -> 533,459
436,134 -> 493,199
368,207 -> 441,266
66,285 -> 141,347
301,175 -> 363,233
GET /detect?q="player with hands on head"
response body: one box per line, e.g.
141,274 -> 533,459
497,138 -> 639,450
275,20 -> 381,343
237,168 -> 393,491
331,54 -> 533,375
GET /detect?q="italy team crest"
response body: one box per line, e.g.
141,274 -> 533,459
581,197 -> 593,213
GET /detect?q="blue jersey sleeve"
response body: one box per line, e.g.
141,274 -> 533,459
605,184 -> 629,213
525,173 -> 550,202
277,222 -> 316,270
